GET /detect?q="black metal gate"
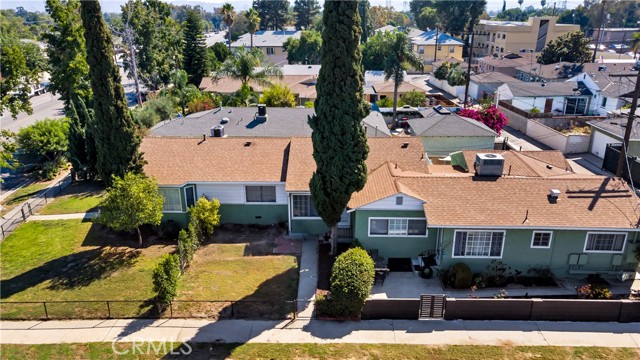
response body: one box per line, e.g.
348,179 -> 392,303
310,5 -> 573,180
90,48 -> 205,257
419,294 -> 446,319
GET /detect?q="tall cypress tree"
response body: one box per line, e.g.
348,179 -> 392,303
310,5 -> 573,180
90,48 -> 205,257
66,100 -> 87,179
182,8 -> 209,86
308,1 -> 369,255
358,0 -> 372,43
80,0 -> 141,184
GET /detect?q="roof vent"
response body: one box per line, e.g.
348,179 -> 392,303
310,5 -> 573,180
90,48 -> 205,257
433,105 -> 451,115
244,141 -> 252,147
401,142 -> 409,149
255,104 -> 268,123
474,153 -> 504,177
211,125 -> 225,137
220,117 -> 229,124
548,189 -> 561,203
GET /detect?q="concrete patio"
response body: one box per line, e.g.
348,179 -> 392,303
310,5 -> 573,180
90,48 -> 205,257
369,271 -> 640,299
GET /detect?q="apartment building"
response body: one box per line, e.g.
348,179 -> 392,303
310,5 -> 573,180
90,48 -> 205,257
473,16 -> 580,57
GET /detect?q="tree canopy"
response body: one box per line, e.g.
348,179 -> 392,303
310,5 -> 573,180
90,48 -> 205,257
537,31 -> 591,65
294,0 -> 320,30
283,30 -> 322,64
218,47 -> 283,87
383,31 -> 423,120
182,8 -> 209,86
43,0 -> 92,110
260,84 -> 296,107
80,0 -> 141,183
95,172 -> 164,246
253,0 -> 290,31
309,1 -> 369,255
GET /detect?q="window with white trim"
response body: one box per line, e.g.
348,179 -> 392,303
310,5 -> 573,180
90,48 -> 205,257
531,231 -> 552,248
584,233 -> 626,252
245,186 -> 276,202
160,188 -> 182,212
292,195 -> 318,217
266,47 -> 274,55
453,231 -> 504,258
368,218 -> 427,236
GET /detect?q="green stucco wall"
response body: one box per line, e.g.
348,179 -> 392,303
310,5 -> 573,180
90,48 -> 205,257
436,228 -> 639,278
291,219 -> 329,235
353,210 -> 435,258
161,212 -> 190,228
219,204 -> 288,225
423,136 -> 495,157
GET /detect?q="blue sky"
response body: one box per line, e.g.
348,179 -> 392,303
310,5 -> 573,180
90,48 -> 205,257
3,0 -> 584,14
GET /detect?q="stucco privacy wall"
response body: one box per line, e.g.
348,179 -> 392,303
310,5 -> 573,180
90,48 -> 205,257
526,120 -> 590,154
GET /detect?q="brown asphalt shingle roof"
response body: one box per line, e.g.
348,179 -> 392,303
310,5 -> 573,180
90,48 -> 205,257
407,176 -> 639,229
140,137 -> 290,185
459,150 -> 574,177
285,137 -> 428,192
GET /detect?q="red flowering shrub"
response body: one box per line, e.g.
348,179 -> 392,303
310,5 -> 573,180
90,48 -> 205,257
458,105 -> 509,135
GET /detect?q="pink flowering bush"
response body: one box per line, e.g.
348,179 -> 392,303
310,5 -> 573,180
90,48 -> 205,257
458,105 -> 509,135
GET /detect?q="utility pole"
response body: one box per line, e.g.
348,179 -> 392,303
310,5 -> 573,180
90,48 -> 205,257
614,71 -> 640,178
124,26 -> 143,106
463,30 -> 475,108
433,27 -> 439,64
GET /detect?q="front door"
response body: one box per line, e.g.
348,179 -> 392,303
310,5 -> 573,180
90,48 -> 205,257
544,98 -> 553,113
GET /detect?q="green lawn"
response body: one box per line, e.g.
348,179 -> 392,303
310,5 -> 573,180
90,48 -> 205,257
0,220 -> 298,320
0,181 -> 51,216
38,181 -> 105,215
1,343 -> 638,360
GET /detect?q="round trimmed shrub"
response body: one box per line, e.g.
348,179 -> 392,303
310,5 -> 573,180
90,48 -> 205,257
452,262 -> 472,289
328,247 -> 375,318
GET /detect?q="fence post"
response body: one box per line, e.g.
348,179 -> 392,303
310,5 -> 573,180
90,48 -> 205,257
44,193 -> 48,203
169,301 -> 173,318
106,301 -> 111,319
27,203 -> 32,216
43,302 -> 49,320
20,208 -> 26,221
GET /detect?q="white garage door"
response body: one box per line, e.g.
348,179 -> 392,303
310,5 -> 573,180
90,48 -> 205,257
590,131 -> 619,159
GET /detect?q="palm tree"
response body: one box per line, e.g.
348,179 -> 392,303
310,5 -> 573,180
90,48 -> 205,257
218,47 -> 283,88
221,3 -> 235,52
518,0 -> 524,9
383,32 -> 423,123
540,0 -> 546,8
245,8 -> 261,49
171,69 -> 199,115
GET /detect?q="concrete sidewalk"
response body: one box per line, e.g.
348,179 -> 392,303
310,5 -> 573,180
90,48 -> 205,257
1,319 -> 638,347
27,212 -> 99,221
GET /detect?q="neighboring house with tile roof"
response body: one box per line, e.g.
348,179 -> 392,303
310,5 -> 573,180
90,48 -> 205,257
142,135 -> 640,280
404,107 -> 498,157
151,106 -> 391,138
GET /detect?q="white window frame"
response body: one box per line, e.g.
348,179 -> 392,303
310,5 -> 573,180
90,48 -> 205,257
244,185 -> 277,203
583,232 -> 626,253
291,194 -> 320,219
367,217 -> 427,237
452,230 -> 505,259
530,231 -> 552,249
266,47 -> 274,55
160,187 -> 183,213
184,185 -> 196,209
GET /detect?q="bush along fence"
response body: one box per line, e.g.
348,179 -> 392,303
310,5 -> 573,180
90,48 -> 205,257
0,175 -> 71,240
0,299 -> 297,321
